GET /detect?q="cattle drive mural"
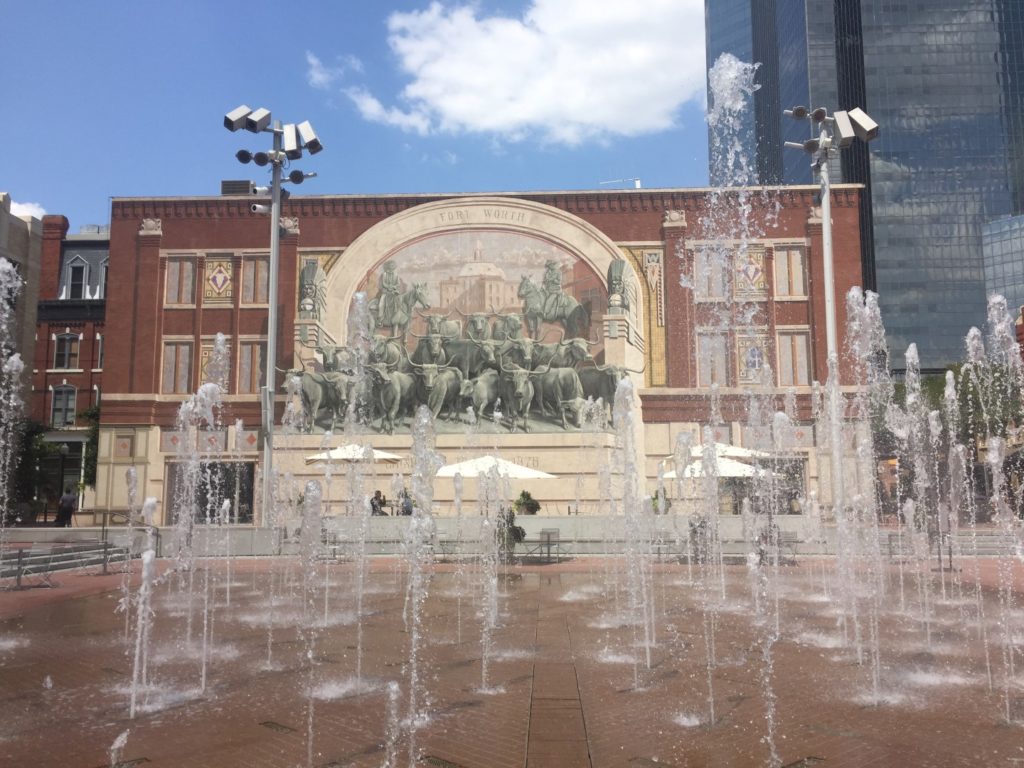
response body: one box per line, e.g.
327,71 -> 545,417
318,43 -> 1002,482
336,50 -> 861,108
289,231 -> 639,434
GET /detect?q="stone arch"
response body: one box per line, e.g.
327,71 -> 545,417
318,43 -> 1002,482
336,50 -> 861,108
323,196 -> 645,364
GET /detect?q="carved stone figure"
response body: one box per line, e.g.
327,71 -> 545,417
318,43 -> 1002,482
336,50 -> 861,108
298,260 -> 328,320
607,259 -> 630,313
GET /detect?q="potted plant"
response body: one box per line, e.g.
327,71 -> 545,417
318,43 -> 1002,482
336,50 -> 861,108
512,490 -> 541,515
497,506 -> 526,562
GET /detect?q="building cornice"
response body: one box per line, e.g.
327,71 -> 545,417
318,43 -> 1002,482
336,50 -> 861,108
110,185 -> 862,221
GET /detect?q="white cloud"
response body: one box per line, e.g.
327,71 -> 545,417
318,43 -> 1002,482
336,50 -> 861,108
10,201 -> 46,219
345,87 -> 432,135
306,51 -> 362,90
344,0 -> 706,145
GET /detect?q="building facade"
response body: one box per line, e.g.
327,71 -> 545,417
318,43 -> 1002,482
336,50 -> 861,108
705,0 -> 1024,369
29,216 -> 107,517
95,187 -> 863,526
983,214 -> 1024,317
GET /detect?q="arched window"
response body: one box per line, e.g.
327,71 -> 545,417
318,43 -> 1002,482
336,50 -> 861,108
51,386 -> 76,427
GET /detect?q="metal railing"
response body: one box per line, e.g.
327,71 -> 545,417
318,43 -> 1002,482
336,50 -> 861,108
98,510 -> 162,558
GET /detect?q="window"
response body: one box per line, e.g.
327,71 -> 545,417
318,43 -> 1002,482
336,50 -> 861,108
166,461 -> 256,524
241,256 -> 269,304
165,258 -> 196,305
51,386 -> 76,427
694,250 -> 728,299
68,264 -> 86,299
99,262 -> 108,299
697,332 -> 728,387
774,247 -> 807,297
95,334 -> 104,369
777,331 -> 811,386
54,334 -> 80,369
238,341 -> 266,394
162,341 -> 193,394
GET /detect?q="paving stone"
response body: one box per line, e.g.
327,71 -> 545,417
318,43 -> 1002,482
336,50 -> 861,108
0,556 -> 1022,767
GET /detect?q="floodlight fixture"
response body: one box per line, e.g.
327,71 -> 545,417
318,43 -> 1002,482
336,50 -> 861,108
252,186 -> 270,196
831,110 -> 856,148
252,151 -> 270,167
250,203 -> 270,214
784,106 -> 809,120
287,170 -> 318,185
810,107 -> 828,123
245,107 -> 272,133
785,139 -> 821,154
236,149 -> 253,164
296,120 -> 322,154
224,105 -> 252,132
848,107 -> 879,142
283,124 -> 302,160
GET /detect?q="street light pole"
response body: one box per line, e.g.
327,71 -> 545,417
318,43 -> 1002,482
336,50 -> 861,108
224,106 -> 322,526
263,121 -> 283,530
784,105 -> 878,518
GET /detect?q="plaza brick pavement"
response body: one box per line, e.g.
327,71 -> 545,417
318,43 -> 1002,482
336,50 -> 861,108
1,555 -> 1023,767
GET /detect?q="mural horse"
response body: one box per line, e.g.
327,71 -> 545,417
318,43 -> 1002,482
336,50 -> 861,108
518,275 -> 590,339
368,283 -> 430,339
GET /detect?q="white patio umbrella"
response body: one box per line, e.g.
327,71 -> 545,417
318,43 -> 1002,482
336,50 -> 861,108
304,444 -> 402,465
435,455 -> 556,480
663,455 -> 763,479
687,442 -> 771,460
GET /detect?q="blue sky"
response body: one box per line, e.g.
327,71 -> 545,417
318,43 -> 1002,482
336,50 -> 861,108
1,1 -> 709,229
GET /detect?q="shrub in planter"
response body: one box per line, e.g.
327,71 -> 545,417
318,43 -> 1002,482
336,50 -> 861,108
513,490 -> 541,515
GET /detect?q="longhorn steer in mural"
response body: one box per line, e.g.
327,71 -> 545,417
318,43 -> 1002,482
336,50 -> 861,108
518,274 -> 589,339
369,336 -> 410,372
533,367 -> 586,428
459,369 -> 501,422
531,335 -> 596,370
491,313 -> 524,341
410,332 -> 448,366
420,309 -> 461,339
367,363 -> 417,434
498,360 -> 549,433
578,363 -> 644,424
368,282 -> 430,339
409,359 -> 464,420
284,369 -> 354,432
443,337 -> 499,380
452,307 -> 492,341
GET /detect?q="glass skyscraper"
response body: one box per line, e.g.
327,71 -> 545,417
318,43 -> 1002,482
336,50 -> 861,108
706,0 -> 1024,369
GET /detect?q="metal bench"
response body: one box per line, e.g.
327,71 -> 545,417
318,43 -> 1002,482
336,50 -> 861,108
778,531 -> 800,562
518,528 -> 567,563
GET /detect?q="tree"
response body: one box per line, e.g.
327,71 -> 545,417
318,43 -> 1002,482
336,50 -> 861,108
79,405 -> 100,488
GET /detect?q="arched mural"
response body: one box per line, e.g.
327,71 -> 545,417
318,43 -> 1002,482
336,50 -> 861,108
291,197 -> 645,434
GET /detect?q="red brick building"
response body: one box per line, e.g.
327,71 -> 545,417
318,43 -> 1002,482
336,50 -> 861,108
30,216 -> 107,515
95,186 -> 864,524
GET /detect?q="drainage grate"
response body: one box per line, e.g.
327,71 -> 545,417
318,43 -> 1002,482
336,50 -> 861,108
259,720 -> 296,733
782,759 -> 825,768
422,756 -> 467,768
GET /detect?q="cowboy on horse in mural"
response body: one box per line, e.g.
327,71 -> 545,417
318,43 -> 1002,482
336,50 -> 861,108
377,261 -> 401,323
368,261 -> 430,338
518,259 -> 590,339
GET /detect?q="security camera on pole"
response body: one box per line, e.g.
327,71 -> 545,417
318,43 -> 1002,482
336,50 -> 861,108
224,105 -> 323,526
784,105 -> 878,519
